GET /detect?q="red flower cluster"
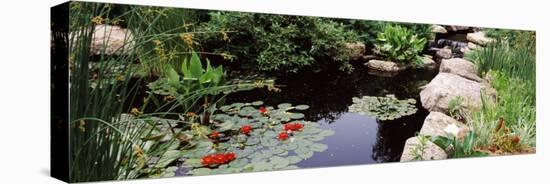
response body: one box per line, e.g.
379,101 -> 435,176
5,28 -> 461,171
259,107 -> 268,114
240,125 -> 252,134
209,131 -> 220,139
201,152 -> 236,166
283,122 -> 304,132
278,132 -> 289,141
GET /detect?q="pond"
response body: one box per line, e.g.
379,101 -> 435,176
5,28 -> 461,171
225,66 -> 437,167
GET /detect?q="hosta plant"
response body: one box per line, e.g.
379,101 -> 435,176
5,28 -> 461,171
349,94 -> 417,120
374,25 -> 427,65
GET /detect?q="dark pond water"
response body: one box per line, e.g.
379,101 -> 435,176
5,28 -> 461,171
225,66 -> 437,167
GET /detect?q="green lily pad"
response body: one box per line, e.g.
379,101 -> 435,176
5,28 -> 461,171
349,94 -> 417,121
309,143 -> 328,152
277,103 -> 292,109
295,105 -> 310,110
155,150 -> 181,168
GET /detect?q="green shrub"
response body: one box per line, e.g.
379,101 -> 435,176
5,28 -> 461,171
373,25 -> 427,65
201,12 -> 360,74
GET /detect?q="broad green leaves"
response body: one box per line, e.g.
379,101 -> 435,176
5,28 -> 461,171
182,101 -> 334,176
374,25 -> 427,65
349,94 -> 417,120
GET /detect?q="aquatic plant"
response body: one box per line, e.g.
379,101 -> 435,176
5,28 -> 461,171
374,25 -> 427,65
173,101 -> 335,176
348,94 -> 417,120
146,52 -> 277,113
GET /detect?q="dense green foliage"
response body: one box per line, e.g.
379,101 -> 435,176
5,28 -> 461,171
466,36 -> 535,83
374,25 -> 427,65
201,12 -> 360,73
466,30 -> 535,154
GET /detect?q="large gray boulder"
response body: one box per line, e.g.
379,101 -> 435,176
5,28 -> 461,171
344,42 -> 366,60
467,32 -> 495,46
365,60 -> 407,73
90,25 -> 135,55
420,73 -> 482,113
440,58 -> 482,82
400,137 -> 447,162
419,112 -> 469,138
431,25 -> 447,34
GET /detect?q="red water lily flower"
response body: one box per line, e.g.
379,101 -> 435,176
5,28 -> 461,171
283,122 -> 304,132
209,131 -> 220,139
201,152 -> 237,166
259,106 -> 268,114
278,132 -> 289,141
240,125 -> 252,135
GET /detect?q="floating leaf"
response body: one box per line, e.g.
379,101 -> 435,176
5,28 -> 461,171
286,156 -> 302,164
217,121 -> 235,131
252,161 -> 272,172
183,158 -> 202,167
290,113 -> 305,119
349,94 -> 417,121
319,129 -> 335,137
309,143 -> 328,152
295,105 -> 310,110
277,103 -> 292,109
229,158 -> 249,168
251,101 -> 264,106
156,150 -> 181,168
189,168 -> 212,175
270,156 -> 290,169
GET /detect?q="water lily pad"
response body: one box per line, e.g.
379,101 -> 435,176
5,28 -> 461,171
277,103 -> 292,109
349,94 -> 417,121
295,146 -> 314,159
183,158 -> 202,167
270,156 -> 290,169
290,113 -> 305,119
217,121 -> 235,131
156,150 -> 181,168
229,158 -> 249,168
189,168 -> 212,175
251,101 -> 264,106
309,143 -> 328,152
295,105 -> 310,110
252,161 -> 272,172
286,156 -> 302,164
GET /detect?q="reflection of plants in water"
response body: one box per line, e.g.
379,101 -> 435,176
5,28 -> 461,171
166,101 -> 335,176
349,94 -> 417,120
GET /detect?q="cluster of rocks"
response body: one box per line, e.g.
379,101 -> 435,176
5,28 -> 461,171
400,56 -> 495,162
429,25 -> 494,62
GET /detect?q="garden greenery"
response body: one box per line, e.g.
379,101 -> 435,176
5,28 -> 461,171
201,12 -> 361,74
374,25 -> 427,65
466,30 -> 536,154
